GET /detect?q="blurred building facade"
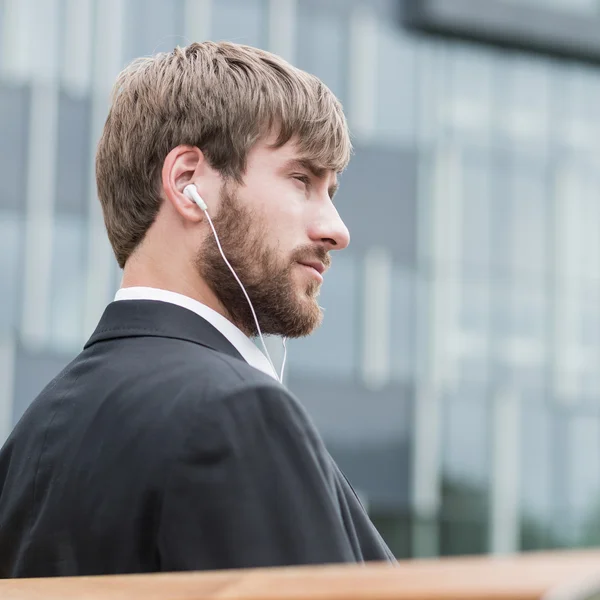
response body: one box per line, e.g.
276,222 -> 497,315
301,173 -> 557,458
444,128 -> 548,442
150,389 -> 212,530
2,0 -> 600,558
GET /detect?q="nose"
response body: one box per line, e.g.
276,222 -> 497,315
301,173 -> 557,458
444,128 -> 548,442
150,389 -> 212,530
308,202 -> 350,251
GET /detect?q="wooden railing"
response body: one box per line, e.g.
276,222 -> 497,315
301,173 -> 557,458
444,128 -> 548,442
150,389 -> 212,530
2,550 -> 600,600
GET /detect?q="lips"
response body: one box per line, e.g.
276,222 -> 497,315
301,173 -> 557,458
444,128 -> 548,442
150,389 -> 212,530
298,261 -> 326,275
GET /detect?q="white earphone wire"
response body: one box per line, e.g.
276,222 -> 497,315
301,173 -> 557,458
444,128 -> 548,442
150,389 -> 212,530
279,337 -> 288,382
184,184 -> 287,383
203,211 -> 281,380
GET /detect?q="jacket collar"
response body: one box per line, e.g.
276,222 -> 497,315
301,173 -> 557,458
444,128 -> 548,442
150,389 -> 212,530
84,300 -> 244,362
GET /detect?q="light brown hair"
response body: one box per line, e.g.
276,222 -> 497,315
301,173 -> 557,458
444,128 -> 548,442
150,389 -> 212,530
95,41 -> 352,268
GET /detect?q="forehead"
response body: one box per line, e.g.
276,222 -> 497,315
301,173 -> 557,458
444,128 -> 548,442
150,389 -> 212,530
249,134 -> 339,179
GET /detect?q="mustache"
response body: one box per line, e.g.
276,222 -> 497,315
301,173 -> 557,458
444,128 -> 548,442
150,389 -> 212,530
291,246 -> 331,270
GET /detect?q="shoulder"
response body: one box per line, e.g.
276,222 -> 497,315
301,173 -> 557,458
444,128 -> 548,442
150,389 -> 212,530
176,379 -> 325,463
213,381 -> 315,434
95,333 -> 277,396
146,340 -> 315,435
189,375 -> 313,432
77,333 -> 288,430
173,340 -> 282,401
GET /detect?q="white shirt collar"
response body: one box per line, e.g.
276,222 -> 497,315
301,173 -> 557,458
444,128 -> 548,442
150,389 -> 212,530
113,287 -> 278,381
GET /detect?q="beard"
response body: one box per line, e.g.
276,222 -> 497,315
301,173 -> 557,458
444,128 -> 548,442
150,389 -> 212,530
195,183 -> 330,338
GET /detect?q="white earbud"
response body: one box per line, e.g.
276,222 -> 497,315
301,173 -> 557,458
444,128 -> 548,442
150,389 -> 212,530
181,183 -> 287,383
183,184 -> 208,211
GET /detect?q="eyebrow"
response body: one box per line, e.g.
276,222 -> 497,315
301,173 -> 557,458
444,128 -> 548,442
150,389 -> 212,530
284,158 -> 339,199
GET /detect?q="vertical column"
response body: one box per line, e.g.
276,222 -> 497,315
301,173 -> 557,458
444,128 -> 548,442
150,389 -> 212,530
361,247 -> 392,390
0,337 -> 16,444
20,0 -> 61,348
62,0 -> 94,96
1,0 -> 33,81
414,40 -> 446,145
428,143 -> 463,388
490,388 -> 521,554
412,141 -> 463,557
267,0 -> 296,63
411,384 -> 442,557
348,3 -> 378,139
82,0 -> 125,339
184,0 -> 212,43
552,162 -> 584,404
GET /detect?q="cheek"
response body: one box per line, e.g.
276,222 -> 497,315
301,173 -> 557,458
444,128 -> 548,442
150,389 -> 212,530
243,179 -> 308,254
259,189 -> 305,232
248,173 -> 303,213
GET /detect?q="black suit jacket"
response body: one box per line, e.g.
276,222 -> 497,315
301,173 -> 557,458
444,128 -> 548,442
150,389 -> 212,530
0,300 -> 395,577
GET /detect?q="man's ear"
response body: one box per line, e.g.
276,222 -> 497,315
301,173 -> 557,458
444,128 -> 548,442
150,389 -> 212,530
162,145 -> 207,223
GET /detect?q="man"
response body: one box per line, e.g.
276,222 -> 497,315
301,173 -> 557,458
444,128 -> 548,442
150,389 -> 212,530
0,42 -> 395,577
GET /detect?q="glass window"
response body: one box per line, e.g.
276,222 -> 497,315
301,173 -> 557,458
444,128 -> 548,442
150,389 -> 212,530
550,159 -> 600,400
491,156 -> 548,280
374,24 -> 416,143
48,215 -> 86,351
566,413 -> 600,540
520,397 -> 553,535
519,406 -> 572,550
439,368 -> 492,560
0,211 -> 23,334
509,288 -> 547,345
450,42 -> 495,110
460,281 -> 491,335
499,54 -> 551,148
508,161 -> 548,278
576,507 -> 600,548
456,154 -> 493,386
0,1 -> 4,69
440,517 -> 488,556
521,513 -> 562,551
580,288 -> 600,400
296,6 -> 348,106
446,42 -> 495,143
0,83 -> 30,212
561,66 -> 600,150
211,0 -> 266,48
580,166 -> 600,281
12,348 -> 74,427
288,254 -> 357,378
390,266 -> 415,382
461,149 -> 493,276
371,513 -> 410,559
440,386 -> 490,521
55,89 -> 91,216
415,39 -> 449,144
558,161 -> 600,282
123,0 -> 184,62
457,279 -> 491,384
493,284 -> 547,390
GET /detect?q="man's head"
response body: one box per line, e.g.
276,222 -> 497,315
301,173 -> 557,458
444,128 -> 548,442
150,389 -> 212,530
96,41 -> 351,337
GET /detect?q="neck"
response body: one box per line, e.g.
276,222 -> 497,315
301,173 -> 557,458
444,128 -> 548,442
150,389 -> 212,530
121,255 -> 242,331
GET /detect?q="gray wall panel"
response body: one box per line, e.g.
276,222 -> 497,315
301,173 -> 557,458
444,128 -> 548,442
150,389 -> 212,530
0,84 -> 30,213
12,346 -> 74,425
288,375 -> 413,510
55,91 -> 92,216
338,144 -> 418,266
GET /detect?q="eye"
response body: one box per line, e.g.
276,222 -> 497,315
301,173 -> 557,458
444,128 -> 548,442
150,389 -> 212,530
292,174 -> 311,189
